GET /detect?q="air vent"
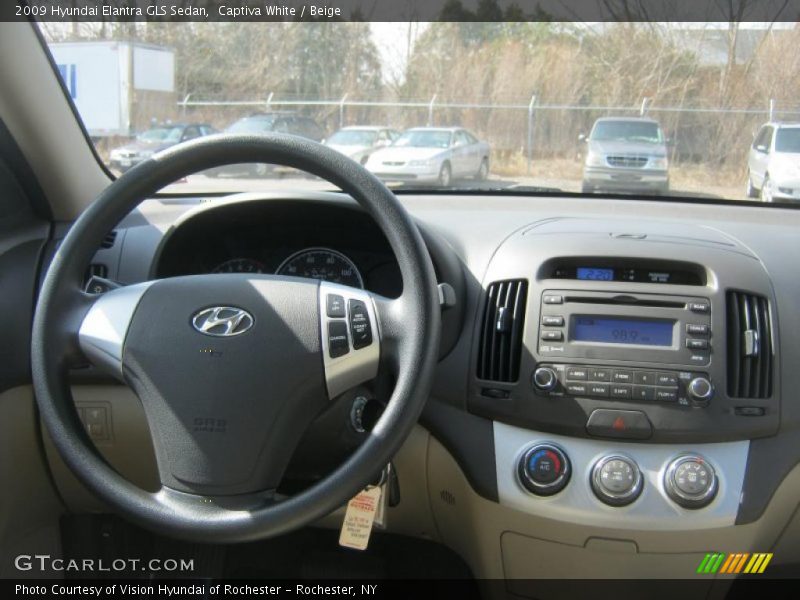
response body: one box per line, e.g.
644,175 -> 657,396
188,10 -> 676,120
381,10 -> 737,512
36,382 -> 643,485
476,280 -> 528,382
726,291 -> 773,398
100,231 -> 117,249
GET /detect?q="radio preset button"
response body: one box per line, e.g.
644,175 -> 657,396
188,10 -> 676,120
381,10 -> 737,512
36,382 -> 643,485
566,367 -> 588,380
610,385 -> 632,399
656,372 -> 678,386
686,324 -> 709,335
543,295 -> 563,305
686,339 -> 709,350
589,368 -> 610,382
566,383 -> 588,396
656,388 -> 678,402
632,385 -> 655,401
688,302 -> 710,313
612,370 -> 633,383
589,384 -> 610,397
542,315 -> 564,326
541,330 -> 563,341
633,371 -> 656,385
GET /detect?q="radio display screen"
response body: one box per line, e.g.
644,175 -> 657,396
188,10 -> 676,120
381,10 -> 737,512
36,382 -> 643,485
576,267 -> 614,281
572,316 -> 674,347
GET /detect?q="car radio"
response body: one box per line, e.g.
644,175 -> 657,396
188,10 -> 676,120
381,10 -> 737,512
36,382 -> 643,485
537,289 -> 712,368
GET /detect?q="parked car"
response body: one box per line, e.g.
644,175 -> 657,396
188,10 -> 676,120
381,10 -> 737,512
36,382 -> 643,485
324,126 -> 399,164
580,117 -> 670,194
365,127 -> 490,186
747,122 -> 800,202
207,112 -> 325,177
109,123 -> 215,172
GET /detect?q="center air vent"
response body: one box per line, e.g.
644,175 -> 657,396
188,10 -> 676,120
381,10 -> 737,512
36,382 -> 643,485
100,231 -> 118,249
477,280 -> 528,382
726,291 -> 773,398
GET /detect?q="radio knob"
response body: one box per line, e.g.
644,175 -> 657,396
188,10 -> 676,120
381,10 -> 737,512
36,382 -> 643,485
688,377 -> 714,403
532,367 -> 558,391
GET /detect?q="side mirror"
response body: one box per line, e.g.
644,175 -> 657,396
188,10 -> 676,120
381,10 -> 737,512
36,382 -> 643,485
578,133 -> 587,142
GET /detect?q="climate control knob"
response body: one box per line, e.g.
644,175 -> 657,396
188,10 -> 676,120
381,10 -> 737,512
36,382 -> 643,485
532,367 -> 558,392
518,444 -> 571,496
664,455 -> 718,509
591,455 -> 643,506
688,377 -> 714,403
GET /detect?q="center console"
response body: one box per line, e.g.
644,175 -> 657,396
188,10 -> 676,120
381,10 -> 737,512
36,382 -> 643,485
467,218 -> 780,526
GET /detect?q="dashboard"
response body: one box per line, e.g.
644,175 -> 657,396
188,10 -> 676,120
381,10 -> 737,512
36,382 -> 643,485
65,191 -> 800,580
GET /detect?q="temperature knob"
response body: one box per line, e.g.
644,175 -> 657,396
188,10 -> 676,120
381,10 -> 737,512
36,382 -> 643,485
532,367 -> 558,392
518,444 -> 571,496
688,377 -> 714,403
664,455 -> 718,509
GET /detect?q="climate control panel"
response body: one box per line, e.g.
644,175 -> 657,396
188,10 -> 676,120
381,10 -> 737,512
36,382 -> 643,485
532,363 -> 713,407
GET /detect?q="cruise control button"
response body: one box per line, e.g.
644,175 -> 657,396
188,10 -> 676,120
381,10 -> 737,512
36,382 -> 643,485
542,315 -> 564,326
543,295 -> 563,305
686,339 -> 709,350
541,330 -> 563,341
610,385 -> 632,399
655,388 -> 678,402
586,409 -> 653,440
612,370 -> 632,383
566,367 -> 588,380
566,383 -> 588,396
632,385 -> 655,401
326,294 -> 346,318
348,299 -> 373,350
633,371 -> 656,385
589,368 -> 610,382
588,383 -> 610,397
328,321 -> 349,358
686,324 -> 709,336
656,372 -> 678,386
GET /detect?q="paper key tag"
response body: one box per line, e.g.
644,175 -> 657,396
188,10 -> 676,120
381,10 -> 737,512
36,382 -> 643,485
339,485 -> 382,551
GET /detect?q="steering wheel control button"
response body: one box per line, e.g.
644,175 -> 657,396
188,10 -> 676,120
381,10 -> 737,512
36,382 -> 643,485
326,294 -> 346,318
328,321 -> 350,358
665,456 -> 718,509
532,367 -> 558,392
586,409 -> 653,440
348,299 -> 373,349
688,377 -> 714,404
591,455 -> 643,506
518,444 -> 571,496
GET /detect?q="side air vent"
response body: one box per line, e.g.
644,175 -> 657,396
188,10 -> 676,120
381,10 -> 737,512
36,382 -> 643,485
100,231 -> 118,249
727,291 -> 773,398
477,280 -> 528,382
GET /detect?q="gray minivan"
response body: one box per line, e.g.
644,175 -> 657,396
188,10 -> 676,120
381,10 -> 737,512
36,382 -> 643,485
581,117 -> 670,194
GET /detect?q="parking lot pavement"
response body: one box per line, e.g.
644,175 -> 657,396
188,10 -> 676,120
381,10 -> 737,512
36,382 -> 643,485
162,172 -> 747,201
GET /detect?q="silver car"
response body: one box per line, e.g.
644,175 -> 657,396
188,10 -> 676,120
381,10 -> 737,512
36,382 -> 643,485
581,117 -> 670,194
747,122 -> 800,202
324,126 -> 399,164
365,127 -> 490,186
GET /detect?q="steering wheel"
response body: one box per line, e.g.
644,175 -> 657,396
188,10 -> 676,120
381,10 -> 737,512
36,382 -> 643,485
30,134 -> 441,542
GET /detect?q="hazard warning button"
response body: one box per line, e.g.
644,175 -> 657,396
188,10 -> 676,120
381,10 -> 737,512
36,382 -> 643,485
586,409 -> 653,440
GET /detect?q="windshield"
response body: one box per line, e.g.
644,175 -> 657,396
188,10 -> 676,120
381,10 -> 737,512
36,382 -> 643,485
394,131 -> 451,149
591,121 -> 663,144
136,127 -> 183,144
775,129 -> 800,153
328,130 -> 378,146
38,19 -> 800,204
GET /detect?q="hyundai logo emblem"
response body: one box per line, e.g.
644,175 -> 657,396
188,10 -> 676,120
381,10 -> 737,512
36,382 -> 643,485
191,306 -> 254,337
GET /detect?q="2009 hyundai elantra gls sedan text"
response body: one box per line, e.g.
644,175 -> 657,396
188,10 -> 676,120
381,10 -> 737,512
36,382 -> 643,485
0,8 -> 799,599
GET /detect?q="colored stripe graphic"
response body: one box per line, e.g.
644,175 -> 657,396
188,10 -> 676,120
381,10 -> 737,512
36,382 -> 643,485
696,554 -> 712,574
734,553 -> 750,573
719,553 -> 735,574
697,552 -> 773,574
757,553 -> 773,573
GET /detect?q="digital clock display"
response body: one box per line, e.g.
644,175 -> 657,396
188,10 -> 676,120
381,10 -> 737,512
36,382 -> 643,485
577,267 -> 614,281
572,316 -> 674,347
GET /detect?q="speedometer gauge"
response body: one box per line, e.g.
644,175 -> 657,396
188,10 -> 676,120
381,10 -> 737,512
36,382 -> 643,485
276,247 -> 364,288
212,258 -> 267,274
